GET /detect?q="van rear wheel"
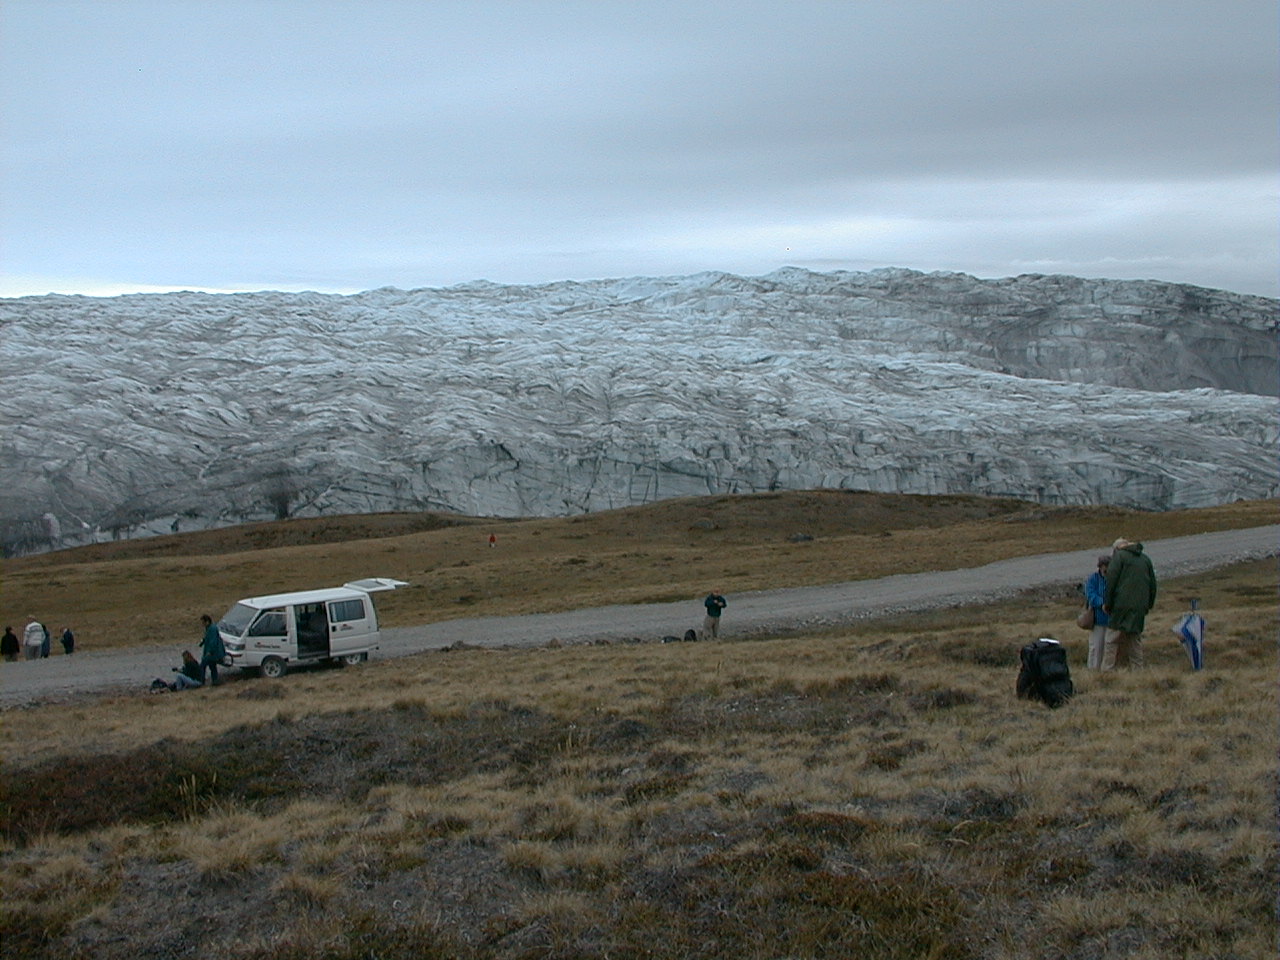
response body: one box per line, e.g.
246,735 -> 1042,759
260,656 -> 287,679
339,653 -> 366,666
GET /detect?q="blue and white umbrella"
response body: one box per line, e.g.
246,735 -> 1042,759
1173,599 -> 1205,670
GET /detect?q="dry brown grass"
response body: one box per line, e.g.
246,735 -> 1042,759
1,493 -> 1277,959
3,491 -> 1274,652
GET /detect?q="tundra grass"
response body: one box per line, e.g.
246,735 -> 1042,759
2,492 -> 1274,653
2,555 -> 1275,960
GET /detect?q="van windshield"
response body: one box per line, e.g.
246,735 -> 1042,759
219,603 -> 258,638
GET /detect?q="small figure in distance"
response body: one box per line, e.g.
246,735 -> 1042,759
60,625 -> 76,656
23,617 -> 44,661
1,626 -> 19,662
489,533 -> 497,548
198,614 -> 227,686
703,590 -> 727,640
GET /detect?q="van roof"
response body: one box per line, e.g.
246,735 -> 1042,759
234,579 -> 406,610
237,586 -> 372,609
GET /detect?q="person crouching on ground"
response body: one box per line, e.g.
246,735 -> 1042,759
1102,537 -> 1158,670
198,614 -> 227,686
171,650 -> 204,690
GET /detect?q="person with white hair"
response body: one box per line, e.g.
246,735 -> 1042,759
22,617 -> 44,661
1102,537 -> 1158,670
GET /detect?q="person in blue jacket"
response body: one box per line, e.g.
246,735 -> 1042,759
198,614 -> 227,686
1083,554 -> 1111,669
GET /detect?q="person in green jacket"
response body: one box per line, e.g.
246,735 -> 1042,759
1102,538 -> 1158,670
198,614 -> 227,686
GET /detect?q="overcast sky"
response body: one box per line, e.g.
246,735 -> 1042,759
2,0 -> 1276,299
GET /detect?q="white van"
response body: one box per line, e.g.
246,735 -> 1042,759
218,578 -> 407,678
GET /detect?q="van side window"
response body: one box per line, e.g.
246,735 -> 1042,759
248,609 -> 287,637
330,599 -> 367,623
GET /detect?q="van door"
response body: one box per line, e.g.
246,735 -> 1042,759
295,602 -> 330,659
245,608 -> 290,661
326,595 -> 372,656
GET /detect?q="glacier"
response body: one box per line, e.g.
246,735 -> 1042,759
1,267 -> 1275,554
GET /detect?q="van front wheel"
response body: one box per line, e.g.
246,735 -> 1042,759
260,656 -> 287,680
339,653 -> 366,666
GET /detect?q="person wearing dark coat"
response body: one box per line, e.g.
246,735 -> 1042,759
702,590 -> 727,640
198,614 -> 227,686
60,626 -> 75,655
1102,537 -> 1158,670
170,650 -> 204,690
1,627 -> 19,662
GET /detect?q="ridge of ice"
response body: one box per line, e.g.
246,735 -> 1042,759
1,267 -> 1275,553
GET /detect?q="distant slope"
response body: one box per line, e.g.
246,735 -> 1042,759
29,490 -> 1043,563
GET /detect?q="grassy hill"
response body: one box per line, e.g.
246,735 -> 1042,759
4,490 -> 1275,652
1,492 -> 1276,959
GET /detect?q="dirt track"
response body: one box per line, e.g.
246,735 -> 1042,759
3,525 -> 1275,709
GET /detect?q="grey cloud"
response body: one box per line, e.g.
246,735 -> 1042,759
2,0 -> 1275,297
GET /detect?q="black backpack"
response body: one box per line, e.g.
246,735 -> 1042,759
1016,639 -> 1074,708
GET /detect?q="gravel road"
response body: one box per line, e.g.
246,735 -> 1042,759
4,525 -> 1275,709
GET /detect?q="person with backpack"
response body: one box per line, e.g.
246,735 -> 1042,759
1102,537 -> 1158,670
150,651 -> 205,693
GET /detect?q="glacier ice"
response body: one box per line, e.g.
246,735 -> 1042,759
1,267 -> 1275,553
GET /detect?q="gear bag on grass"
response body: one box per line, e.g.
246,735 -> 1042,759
1016,638 -> 1074,708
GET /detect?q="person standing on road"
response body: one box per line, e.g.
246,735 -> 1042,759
60,626 -> 76,655
1,626 -> 19,662
40,624 -> 51,658
23,617 -> 44,660
198,614 -> 226,686
1102,538 -> 1158,670
1083,555 -> 1111,669
703,590 -> 727,640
